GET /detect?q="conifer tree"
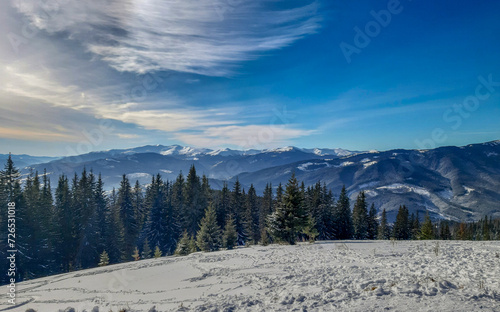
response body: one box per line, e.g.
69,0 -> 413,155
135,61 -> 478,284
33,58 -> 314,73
267,173 -> 307,245
216,182 -> 231,228
94,174 -> 109,257
54,175 -> 76,271
154,246 -> 163,258
245,184 -> 260,244
259,184 -> 273,236
117,175 -> 138,260
142,239 -> 152,259
377,208 -> 390,240
335,185 -> 353,239
393,205 -> 410,240
183,166 -> 204,236
457,222 -> 468,240
275,183 -> 284,208
352,192 -> 368,239
132,247 -> 140,261
231,179 -> 247,245
98,251 -> 109,267
222,214 -> 238,250
196,204 -> 222,252
440,221 -> 451,240
142,175 -> 168,254
132,180 -> 145,229
420,214 -> 434,240
175,230 -> 193,256
303,215 -> 319,243
189,235 -> 197,253
367,203 -> 378,239
482,216 -> 490,240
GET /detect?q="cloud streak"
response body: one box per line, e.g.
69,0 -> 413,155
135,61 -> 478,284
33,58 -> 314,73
13,0 -> 321,76
176,125 -> 316,149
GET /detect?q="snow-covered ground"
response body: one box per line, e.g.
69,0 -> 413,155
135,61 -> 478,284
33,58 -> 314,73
4,241 -> 500,312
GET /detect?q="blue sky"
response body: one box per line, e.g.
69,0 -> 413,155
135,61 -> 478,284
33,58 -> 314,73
1,0 -> 499,156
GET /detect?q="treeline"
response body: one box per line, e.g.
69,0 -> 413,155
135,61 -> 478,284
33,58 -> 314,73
0,156 -> 498,283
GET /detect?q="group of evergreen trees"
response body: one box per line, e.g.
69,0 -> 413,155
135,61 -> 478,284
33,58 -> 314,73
0,156 -> 498,284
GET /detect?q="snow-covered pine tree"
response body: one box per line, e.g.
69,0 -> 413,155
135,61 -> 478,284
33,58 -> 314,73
196,204 -> 221,252
222,214 -> 238,250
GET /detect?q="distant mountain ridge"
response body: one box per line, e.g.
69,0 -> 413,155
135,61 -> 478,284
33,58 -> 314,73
9,140 -> 500,222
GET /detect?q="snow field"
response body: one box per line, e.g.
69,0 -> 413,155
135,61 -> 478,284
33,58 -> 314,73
3,240 -> 500,312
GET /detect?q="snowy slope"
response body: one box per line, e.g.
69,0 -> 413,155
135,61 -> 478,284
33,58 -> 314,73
4,241 -> 500,312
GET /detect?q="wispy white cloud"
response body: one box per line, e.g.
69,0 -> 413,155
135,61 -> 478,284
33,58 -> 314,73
13,0 -> 321,76
176,125 -> 316,149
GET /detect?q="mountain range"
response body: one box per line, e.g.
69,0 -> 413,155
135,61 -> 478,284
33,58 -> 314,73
11,141 -> 500,222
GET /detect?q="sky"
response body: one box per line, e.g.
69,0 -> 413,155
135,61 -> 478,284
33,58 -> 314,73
1,0 -> 499,156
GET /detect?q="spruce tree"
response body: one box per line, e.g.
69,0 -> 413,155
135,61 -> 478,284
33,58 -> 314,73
377,208 -> 389,240
231,179 -> 247,245
482,216 -> 490,240
183,166 -> 204,236
142,239 -> 152,259
244,185 -> 260,244
267,173 -> 307,245
94,175 -> 109,258
393,205 -> 410,240
440,221 -> 451,240
175,231 -> 193,256
222,214 -> 238,250
420,214 -> 434,240
196,204 -> 222,252
117,175 -> 138,260
335,185 -> 353,239
303,215 -> 319,243
98,251 -> 109,267
352,192 -> 368,239
54,175 -> 76,271
216,182 -> 231,228
142,175 -> 168,254
154,246 -> 163,258
132,247 -> 140,261
259,184 -> 273,236
132,180 -> 145,230
367,203 -> 378,240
